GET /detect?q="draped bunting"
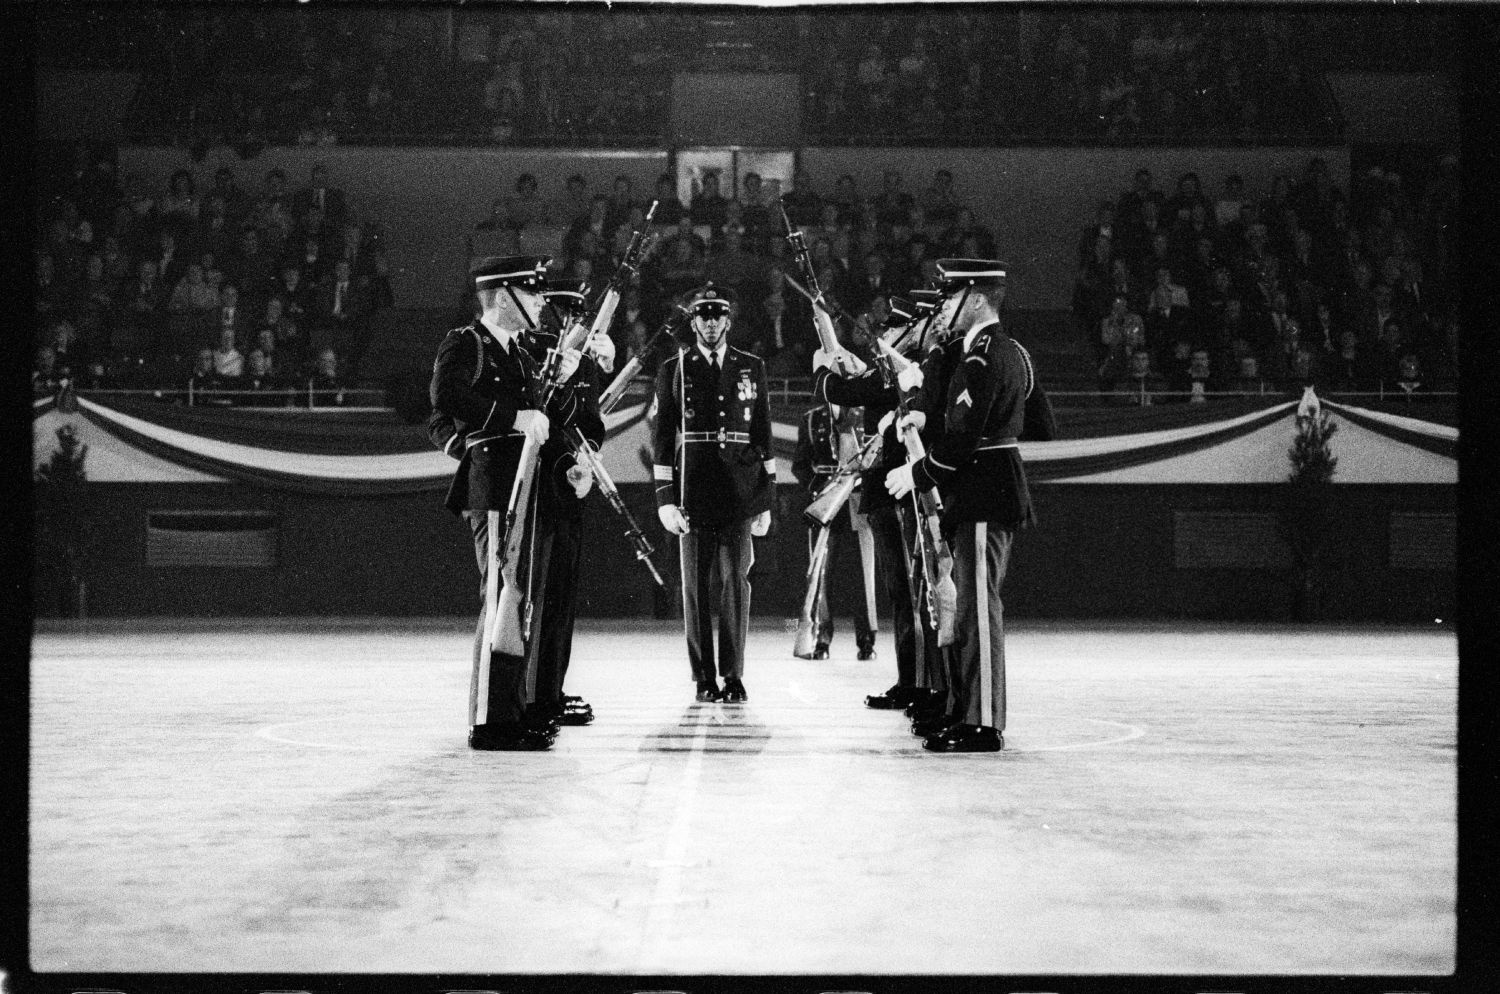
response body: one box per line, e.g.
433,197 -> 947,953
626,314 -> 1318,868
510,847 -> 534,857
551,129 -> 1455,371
40,391 -> 1457,495
1322,400 -> 1458,459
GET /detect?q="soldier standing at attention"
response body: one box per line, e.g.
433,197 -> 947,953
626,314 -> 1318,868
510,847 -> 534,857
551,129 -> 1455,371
653,284 -> 775,703
428,255 -> 585,751
885,259 -> 1037,753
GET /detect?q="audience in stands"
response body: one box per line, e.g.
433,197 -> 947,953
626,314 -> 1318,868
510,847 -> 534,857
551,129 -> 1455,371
31,146 -> 390,404
1072,148 -> 1456,399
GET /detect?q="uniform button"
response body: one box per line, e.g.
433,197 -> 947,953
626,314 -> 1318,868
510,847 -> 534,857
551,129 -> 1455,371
718,395 -> 724,400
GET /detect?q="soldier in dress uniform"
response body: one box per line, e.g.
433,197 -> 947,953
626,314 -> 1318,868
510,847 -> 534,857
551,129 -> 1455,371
885,259 -> 1038,753
427,255 -> 588,751
812,296 -> 944,712
792,395 -> 878,661
652,284 -> 775,703
515,279 -> 610,729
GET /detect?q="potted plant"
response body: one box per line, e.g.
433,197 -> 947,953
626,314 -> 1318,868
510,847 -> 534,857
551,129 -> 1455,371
1280,396 -> 1338,621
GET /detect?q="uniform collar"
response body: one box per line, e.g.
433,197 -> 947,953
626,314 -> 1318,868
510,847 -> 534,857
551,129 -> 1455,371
696,341 -> 728,366
479,315 -> 518,353
963,318 -> 1000,354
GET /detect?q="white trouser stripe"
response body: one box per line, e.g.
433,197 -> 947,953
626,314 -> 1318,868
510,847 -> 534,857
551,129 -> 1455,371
858,526 -> 878,631
476,509 -> 500,726
975,522 -> 992,728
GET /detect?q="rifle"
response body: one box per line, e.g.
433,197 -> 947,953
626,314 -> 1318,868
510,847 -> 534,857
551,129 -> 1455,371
874,336 -> 957,647
778,199 -> 860,376
597,304 -> 689,416
487,305 -> 597,658
792,425 -> 880,659
792,525 -> 832,659
585,199 -> 659,367
803,431 -> 883,527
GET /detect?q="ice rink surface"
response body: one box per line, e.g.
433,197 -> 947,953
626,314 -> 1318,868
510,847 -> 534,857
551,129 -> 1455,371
29,617 -> 1456,976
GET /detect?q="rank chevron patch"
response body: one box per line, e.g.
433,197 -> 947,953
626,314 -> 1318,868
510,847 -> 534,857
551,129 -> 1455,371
956,388 -> 972,407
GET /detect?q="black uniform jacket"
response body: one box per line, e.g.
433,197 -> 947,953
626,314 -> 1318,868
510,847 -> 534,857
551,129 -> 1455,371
427,319 -> 593,515
652,344 -> 774,528
910,320 -> 1036,529
812,345 -> 949,515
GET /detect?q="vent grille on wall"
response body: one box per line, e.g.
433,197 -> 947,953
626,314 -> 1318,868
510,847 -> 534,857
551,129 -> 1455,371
1389,512 -> 1456,570
146,511 -> 279,567
1173,511 -> 1292,569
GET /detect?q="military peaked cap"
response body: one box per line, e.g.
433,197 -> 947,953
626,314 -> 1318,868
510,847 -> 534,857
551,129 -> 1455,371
686,283 -> 735,316
884,296 -> 916,328
908,289 -> 945,312
936,258 -> 1008,289
542,278 -> 590,311
470,254 -> 551,290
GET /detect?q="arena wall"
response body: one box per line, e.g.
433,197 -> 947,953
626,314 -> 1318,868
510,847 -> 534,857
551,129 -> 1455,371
116,144 -> 1349,311
34,481 -> 1453,624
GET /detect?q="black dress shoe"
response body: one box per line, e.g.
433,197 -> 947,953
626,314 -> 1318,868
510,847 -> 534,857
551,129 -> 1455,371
865,684 -> 918,710
857,646 -> 877,661
522,704 -> 561,737
922,723 -> 1004,753
812,643 -> 830,660
469,723 -> 554,751
548,700 -> 594,726
695,681 -> 721,702
721,678 -> 748,703
911,709 -> 960,738
903,689 -> 940,718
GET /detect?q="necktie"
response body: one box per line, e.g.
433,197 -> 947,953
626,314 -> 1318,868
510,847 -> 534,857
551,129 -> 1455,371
709,353 -> 720,377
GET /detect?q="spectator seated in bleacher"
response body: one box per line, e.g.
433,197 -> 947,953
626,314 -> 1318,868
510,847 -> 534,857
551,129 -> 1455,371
240,349 -> 291,406
1112,348 -> 1169,406
306,346 -> 346,406
1224,354 -> 1263,395
211,326 -> 245,380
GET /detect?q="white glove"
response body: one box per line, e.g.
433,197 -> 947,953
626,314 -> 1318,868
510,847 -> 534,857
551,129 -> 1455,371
553,347 -> 582,384
896,363 -> 924,393
750,509 -> 771,537
513,409 -> 550,445
884,463 -> 916,499
877,409 -> 895,434
812,347 -> 836,373
896,410 -> 926,434
566,461 -> 593,498
586,330 -> 616,373
658,504 -> 689,536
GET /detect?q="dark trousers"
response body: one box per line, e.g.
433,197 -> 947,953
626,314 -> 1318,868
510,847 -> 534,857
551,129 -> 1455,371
534,513 -> 581,704
869,505 -> 917,687
464,509 -> 547,728
950,521 -> 1014,730
678,518 -> 754,683
896,503 -> 948,698
808,523 -> 877,649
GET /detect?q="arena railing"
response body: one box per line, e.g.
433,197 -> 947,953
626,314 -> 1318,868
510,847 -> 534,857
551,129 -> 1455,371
76,387 -> 391,410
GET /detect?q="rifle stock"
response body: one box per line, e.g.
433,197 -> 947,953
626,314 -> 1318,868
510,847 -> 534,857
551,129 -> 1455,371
489,431 -> 543,657
803,432 -> 882,526
792,525 -> 832,658
900,425 -> 957,647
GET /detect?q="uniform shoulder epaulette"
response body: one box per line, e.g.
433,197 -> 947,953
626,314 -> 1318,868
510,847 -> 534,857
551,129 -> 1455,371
661,349 -> 685,369
728,345 -> 763,365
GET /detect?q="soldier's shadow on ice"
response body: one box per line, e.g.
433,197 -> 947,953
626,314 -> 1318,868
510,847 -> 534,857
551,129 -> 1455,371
640,704 -> 770,755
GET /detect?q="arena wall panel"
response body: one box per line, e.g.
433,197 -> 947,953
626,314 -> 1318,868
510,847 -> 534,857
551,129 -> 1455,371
34,482 -> 1453,624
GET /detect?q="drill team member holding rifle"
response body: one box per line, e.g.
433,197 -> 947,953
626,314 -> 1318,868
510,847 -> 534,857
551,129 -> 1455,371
519,278 -> 608,732
428,255 -> 587,752
885,259 -> 1040,753
653,284 -> 774,704
812,296 -> 948,714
